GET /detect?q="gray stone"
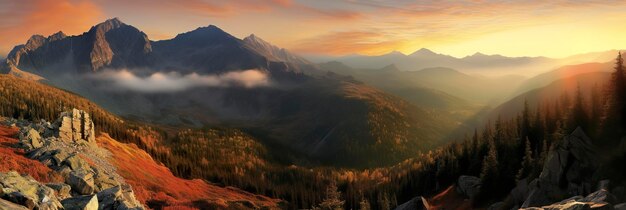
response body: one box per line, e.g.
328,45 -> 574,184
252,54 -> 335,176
93,173 -> 119,192
581,190 -> 616,204
19,128 -> 43,149
64,155 -> 91,172
67,170 -> 95,195
614,203 -> 626,210
51,150 -> 70,166
61,195 -> 98,210
96,186 -> 122,210
395,196 -> 429,210
457,175 -> 481,199
521,128 -> 599,208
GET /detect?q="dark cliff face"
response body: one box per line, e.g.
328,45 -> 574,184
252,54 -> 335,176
7,18 -> 153,73
5,18 -> 314,79
151,25 -> 270,74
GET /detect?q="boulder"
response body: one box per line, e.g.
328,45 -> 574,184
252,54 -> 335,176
63,155 -> 92,172
520,193 -> 617,210
51,150 -> 71,167
96,186 -> 122,210
521,128 -> 599,208
46,183 -> 71,199
395,196 -> 429,210
67,170 -> 95,195
56,109 -> 96,145
0,198 -> 29,210
598,180 -> 610,191
93,173 -> 119,192
457,175 -> 481,199
614,203 -> 626,210
118,185 -> 144,210
580,190 -> 617,204
0,171 -> 63,209
19,128 -> 43,149
61,195 -> 98,210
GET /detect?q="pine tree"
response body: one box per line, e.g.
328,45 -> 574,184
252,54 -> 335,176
520,100 -> 532,142
604,52 -> 626,143
516,138 -> 534,180
359,199 -> 371,210
571,84 -> 589,131
480,140 -> 498,182
318,182 -> 345,210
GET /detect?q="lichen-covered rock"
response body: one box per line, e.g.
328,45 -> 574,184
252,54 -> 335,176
93,173 -> 119,192
52,150 -> 71,167
61,195 -> 98,210
46,183 -> 72,199
64,155 -> 92,172
0,171 -> 63,210
19,128 -> 43,149
67,170 -> 95,195
457,175 -> 482,199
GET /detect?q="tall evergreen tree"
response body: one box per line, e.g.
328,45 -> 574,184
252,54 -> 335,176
516,138 -> 534,180
571,84 -> 589,132
604,52 -> 626,142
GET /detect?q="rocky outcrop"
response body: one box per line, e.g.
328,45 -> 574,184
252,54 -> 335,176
0,171 -> 63,209
395,196 -> 430,210
457,175 -> 482,199
1,109 -> 145,210
521,127 -> 599,208
520,189 -> 618,210
61,195 -> 98,210
18,128 -> 43,149
46,183 -> 72,199
56,109 -> 96,144
496,128 -> 626,210
68,170 -> 96,195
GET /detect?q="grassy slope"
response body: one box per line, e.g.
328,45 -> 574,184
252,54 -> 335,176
98,134 -> 281,209
0,125 -> 64,183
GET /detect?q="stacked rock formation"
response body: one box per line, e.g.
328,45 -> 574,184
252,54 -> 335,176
1,109 -> 144,210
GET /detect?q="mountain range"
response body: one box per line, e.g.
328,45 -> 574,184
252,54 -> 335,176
315,47 -> 621,76
0,18 -> 457,168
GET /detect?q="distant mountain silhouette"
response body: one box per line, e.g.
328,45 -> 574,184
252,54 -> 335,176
320,48 -> 623,76
3,18 -> 317,80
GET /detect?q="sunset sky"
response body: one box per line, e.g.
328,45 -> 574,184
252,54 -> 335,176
2,0 -> 626,58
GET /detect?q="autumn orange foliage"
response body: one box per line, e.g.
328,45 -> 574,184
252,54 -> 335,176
0,125 -> 63,183
97,134 -> 281,209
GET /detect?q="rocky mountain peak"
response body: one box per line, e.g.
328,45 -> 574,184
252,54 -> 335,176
410,48 -> 437,56
48,31 -> 67,41
90,17 -> 126,33
25,35 -> 46,50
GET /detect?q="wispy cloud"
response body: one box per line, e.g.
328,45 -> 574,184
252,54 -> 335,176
89,69 -> 270,93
